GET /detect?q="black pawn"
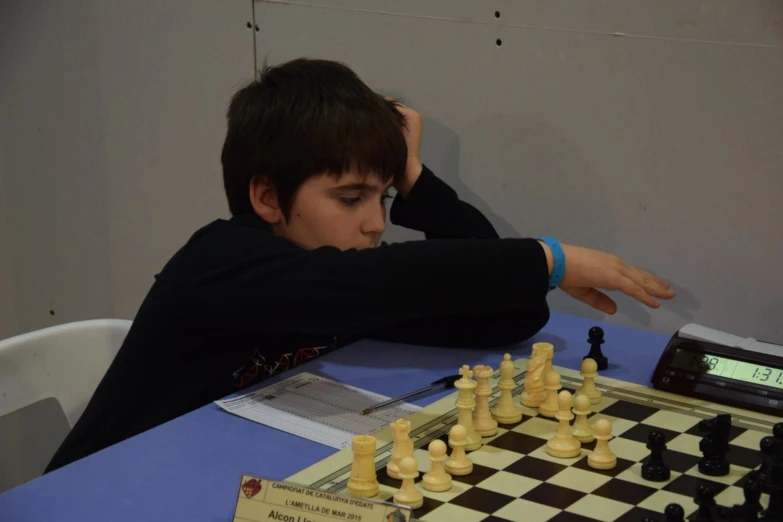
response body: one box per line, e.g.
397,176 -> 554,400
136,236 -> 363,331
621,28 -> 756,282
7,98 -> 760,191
664,503 -> 685,522
758,436 -> 777,494
759,443 -> 782,522
726,471 -> 762,522
760,489 -> 782,521
769,422 -> 783,465
737,472 -> 763,522
584,326 -> 608,370
698,414 -> 731,476
715,505 -> 732,521
693,484 -> 716,522
642,430 -> 671,481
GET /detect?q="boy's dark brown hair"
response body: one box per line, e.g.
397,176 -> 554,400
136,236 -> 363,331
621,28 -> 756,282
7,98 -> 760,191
221,58 -> 408,218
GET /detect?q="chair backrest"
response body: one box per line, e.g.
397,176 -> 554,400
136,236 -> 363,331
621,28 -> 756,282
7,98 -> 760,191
0,319 -> 131,426
0,319 -> 131,492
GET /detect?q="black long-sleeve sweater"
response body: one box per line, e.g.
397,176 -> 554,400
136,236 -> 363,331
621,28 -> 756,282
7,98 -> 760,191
45,166 -> 550,472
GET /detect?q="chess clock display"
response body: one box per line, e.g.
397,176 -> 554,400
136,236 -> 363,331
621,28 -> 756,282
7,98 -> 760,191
671,351 -> 783,389
652,326 -> 783,415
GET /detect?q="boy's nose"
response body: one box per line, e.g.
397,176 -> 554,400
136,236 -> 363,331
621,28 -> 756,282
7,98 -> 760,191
361,206 -> 386,236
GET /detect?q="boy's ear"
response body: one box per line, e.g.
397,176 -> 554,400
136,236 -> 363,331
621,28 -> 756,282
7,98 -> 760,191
249,176 -> 283,224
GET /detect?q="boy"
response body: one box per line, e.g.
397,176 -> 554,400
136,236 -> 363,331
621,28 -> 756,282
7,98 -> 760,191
46,58 -> 673,472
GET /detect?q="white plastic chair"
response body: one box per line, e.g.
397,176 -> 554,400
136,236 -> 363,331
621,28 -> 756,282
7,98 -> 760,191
0,319 -> 131,491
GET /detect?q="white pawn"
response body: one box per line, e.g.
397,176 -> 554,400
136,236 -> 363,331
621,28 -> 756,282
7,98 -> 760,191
572,394 -> 594,443
444,424 -> 473,476
546,390 -> 582,458
538,371 -> 562,418
393,456 -> 423,509
576,358 -> 602,405
491,354 -> 523,424
422,439 -> 452,492
387,418 -> 413,479
472,365 -> 498,437
588,419 -> 617,470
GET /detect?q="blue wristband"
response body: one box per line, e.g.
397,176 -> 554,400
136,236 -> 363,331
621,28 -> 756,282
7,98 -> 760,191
539,237 -> 565,291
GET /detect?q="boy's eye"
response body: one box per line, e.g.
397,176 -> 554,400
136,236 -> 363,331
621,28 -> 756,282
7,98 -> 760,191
339,193 -> 391,208
340,196 -> 363,207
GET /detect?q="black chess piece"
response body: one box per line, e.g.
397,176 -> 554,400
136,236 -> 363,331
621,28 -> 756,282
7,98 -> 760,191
584,326 -> 608,370
759,439 -> 782,522
744,471 -> 764,510
718,506 -> 736,522
771,423 -> 783,482
664,503 -> 685,522
693,483 -> 716,522
758,436 -> 778,495
698,414 -> 732,476
729,471 -> 762,522
642,430 -> 671,481
759,473 -> 782,520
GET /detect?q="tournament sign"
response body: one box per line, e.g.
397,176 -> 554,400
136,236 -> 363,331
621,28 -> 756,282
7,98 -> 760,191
233,475 -> 412,522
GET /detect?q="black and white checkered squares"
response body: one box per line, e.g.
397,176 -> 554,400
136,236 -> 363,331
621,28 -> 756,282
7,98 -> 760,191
394,400 -> 769,521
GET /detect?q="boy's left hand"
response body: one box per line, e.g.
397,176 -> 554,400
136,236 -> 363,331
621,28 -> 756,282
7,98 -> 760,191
388,98 -> 423,197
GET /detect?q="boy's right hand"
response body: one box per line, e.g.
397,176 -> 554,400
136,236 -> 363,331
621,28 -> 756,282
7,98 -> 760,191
539,242 -> 676,314
386,98 -> 423,198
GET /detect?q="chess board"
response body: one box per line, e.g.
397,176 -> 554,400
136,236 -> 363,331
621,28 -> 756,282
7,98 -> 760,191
286,359 -> 778,522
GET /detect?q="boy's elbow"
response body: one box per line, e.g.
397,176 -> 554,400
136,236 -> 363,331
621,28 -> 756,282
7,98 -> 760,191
369,302 -> 550,349
420,302 -> 551,349
477,303 -> 550,348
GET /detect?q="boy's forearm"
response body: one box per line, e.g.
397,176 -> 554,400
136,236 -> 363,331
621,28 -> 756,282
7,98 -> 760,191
181,235 -> 549,338
537,241 -> 555,276
394,159 -> 423,198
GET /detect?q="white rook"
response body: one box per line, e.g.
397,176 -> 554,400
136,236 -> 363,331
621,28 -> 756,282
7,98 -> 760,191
347,435 -> 379,497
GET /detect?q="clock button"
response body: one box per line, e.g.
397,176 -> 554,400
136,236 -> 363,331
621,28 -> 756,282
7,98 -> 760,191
741,386 -> 770,397
661,376 -> 671,384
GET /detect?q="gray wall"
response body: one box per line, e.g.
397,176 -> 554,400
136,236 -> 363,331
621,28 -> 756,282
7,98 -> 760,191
0,0 -> 255,492
0,0 -> 254,338
0,0 -> 781,343
254,0 -> 783,342
0,168 -> 16,340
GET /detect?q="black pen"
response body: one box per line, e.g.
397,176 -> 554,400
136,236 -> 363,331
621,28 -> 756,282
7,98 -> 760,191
360,374 -> 462,415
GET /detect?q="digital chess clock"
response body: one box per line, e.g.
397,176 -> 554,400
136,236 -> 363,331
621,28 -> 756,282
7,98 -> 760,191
652,324 -> 783,415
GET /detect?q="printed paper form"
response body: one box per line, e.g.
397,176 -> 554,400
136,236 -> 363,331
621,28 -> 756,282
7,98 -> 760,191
215,372 -> 419,449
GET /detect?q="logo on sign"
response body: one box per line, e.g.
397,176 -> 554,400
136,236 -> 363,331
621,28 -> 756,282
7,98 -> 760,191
242,478 -> 262,499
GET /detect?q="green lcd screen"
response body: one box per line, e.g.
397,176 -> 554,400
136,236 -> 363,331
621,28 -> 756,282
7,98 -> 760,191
671,349 -> 783,390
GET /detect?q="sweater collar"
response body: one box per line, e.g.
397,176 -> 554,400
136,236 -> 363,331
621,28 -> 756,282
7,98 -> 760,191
230,212 -> 273,231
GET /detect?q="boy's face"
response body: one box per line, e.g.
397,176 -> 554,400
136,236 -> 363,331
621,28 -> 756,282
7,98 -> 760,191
272,171 -> 392,251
